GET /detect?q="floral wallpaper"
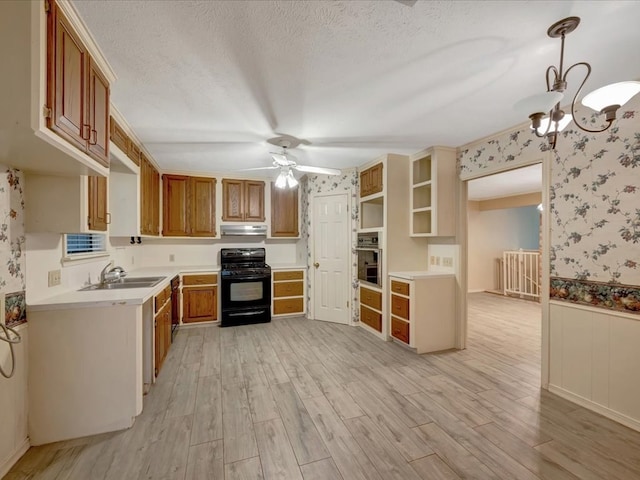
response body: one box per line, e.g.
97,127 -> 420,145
458,96 -> 640,314
300,169 -> 360,323
0,166 -> 26,327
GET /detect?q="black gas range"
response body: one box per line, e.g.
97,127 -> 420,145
220,248 -> 272,327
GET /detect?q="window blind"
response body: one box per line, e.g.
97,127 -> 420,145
65,233 -> 107,256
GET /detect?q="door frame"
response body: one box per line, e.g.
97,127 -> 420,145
309,191 -> 354,325
457,153 -> 551,388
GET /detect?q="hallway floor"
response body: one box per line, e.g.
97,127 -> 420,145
5,293 -> 640,479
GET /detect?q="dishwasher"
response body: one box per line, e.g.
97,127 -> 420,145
170,275 -> 181,341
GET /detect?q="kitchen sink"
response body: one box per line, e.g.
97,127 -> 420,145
79,276 -> 166,291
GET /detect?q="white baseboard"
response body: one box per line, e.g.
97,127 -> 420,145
548,385 -> 640,433
0,438 -> 30,478
467,289 -> 487,293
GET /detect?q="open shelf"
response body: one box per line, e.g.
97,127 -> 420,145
412,209 -> 433,235
412,155 -> 432,185
360,196 -> 384,229
412,183 -> 432,210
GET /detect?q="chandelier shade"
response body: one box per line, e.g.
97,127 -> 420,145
521,16 -> 640,149
581,81 -> 640,112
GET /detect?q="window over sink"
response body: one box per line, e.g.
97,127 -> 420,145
63,233 -> 108,262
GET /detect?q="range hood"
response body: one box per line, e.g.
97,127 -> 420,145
220,225 -> 268,237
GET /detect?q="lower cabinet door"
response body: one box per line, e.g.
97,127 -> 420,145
273,297 -> 304,315
391,316 -> 410,344
183,286 -> 217,322
360,305 -> 382,332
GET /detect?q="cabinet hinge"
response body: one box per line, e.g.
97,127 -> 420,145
43,106 -> 52,119
44,0 -> 51,13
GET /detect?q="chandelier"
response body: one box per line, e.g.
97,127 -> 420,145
519,17 -> 640,149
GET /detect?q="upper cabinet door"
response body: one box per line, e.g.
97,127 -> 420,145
190,177 -> 216,236
222,179 -> 244,221
48,4 -> 88,151
271,184 -> 299,237
244,180 -> 265,222
162,174 -> 189,236
88,175 -> 108,231
87,59 -> 110,167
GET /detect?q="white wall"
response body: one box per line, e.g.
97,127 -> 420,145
467,204 -> 539,292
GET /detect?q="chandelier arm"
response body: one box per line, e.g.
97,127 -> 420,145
532,107 -> 556,138
546,66 -> 560,92
565,62 -> 614,133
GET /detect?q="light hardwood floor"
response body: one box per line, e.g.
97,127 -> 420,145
6,293 -> 640,479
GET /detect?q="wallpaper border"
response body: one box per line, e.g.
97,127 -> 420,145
550,276 -> 640,314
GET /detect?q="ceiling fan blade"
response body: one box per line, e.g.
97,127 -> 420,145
237,166 -> 280,172
294,165 -> 342,176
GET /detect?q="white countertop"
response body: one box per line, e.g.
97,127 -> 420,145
28,265 -> 220,311
269,263 -> 307,270
389,270 -> 455,280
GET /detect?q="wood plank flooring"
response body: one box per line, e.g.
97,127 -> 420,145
6,293 -> 640,479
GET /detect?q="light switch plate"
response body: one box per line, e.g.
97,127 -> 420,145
48,269 -> 61,287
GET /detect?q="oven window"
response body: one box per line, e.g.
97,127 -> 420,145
230,282 -> 264,302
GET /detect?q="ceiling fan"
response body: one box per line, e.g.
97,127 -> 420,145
243,136 -> 342,188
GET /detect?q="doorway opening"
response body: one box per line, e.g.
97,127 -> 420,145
464,163 -> 544,384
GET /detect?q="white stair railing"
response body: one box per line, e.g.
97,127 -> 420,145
502,249 -> 540,300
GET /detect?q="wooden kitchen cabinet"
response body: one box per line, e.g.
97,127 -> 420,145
46,0 -> 110,167
87,175 -> 108,231
140,154 -> 160,235
109,116 -> 141,166
388,274 -> 455,353
272,270 -> 305,316
25,174 -> 108,233
359,163 -> 383,198
359,284 -> 383,332
163,175 -> 216,237
271,183 -> 299,237
154,292 -> 172,377
182,273 -> 218,323
222,179 -> 265,222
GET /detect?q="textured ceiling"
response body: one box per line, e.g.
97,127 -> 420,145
72,0 -> 640,176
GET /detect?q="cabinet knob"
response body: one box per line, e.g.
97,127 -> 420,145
314,262 -> 320,268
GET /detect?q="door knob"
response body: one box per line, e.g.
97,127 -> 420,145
314,262 -> 320,268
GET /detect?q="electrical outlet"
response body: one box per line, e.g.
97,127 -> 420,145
430,256 -> 436,265
442,257 -> 453,267
48,269 -> 61,287
169,254 -> 175,262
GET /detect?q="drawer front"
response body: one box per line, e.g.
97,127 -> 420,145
391,280 -> 410,296
273,270 -> 304,281
274,298 -> 304,315
360,286 -> 382,310
391,294 -> 410,320
360,305 -> 382,332
391,317 -> 410,344
274,281 -> 304,298
183,274 -> 218,286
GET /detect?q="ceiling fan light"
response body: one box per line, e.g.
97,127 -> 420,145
530,113 -> 573,132
581,81 -> 640,112
514,91 -> 564,116
275,172 -> 287,189
286,170 -> 298,188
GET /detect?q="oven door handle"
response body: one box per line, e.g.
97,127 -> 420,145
222,275 -> 270,281
227,310 -> 267,317
356,248 -> 381,252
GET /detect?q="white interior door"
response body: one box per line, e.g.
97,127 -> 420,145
312,193 -> 350,324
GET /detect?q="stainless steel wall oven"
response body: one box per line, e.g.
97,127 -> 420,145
356,232 -> 382,287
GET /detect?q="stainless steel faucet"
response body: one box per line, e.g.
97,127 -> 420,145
100,261 -> 114,284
